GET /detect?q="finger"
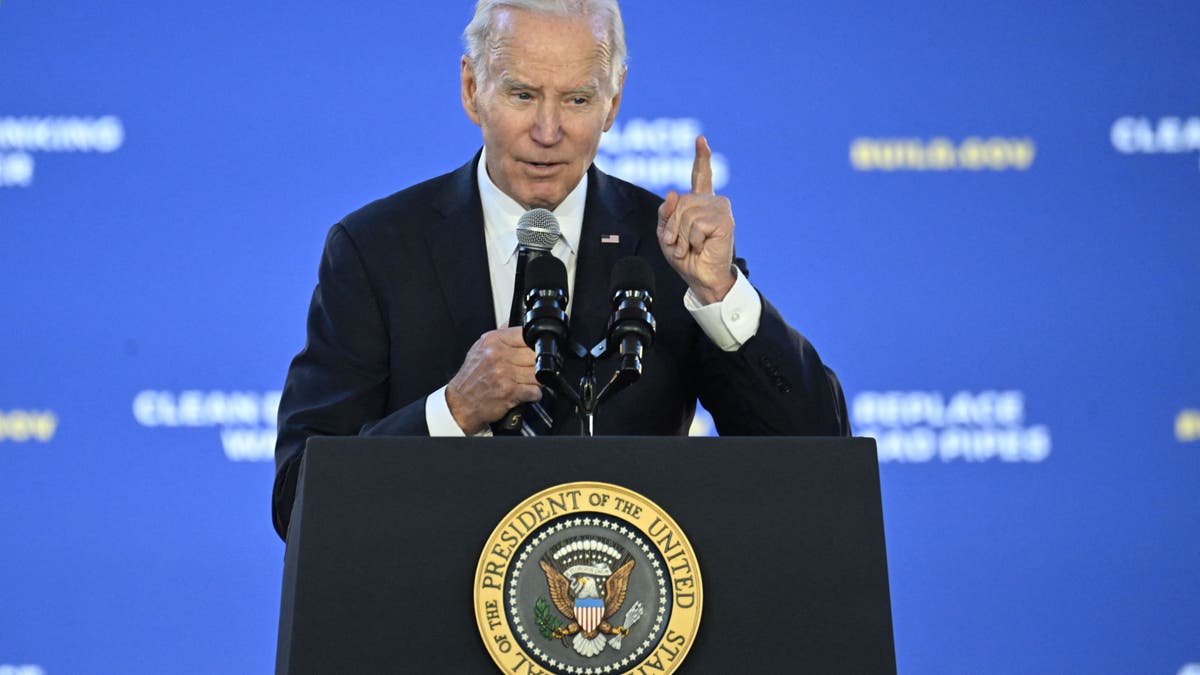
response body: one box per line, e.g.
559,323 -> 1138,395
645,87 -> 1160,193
500,334 -> 536,364
691,135 -> 713,195
509,367 -> 540,386
688,215 -> 714,251
505,349 -> 537,367
672,201 -> 693,259
497,326 -> 531,347
688,203 -> 728,248
657,191 -> 679,245
513,383 -> 544,404
672,199 -> 700,257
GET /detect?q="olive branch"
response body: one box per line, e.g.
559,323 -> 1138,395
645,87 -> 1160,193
534,597 -> 563,639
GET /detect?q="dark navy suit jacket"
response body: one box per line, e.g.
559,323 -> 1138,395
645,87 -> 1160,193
272,153 -> 849,539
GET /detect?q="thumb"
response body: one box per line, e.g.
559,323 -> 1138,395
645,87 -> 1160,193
657,191 -> 680,244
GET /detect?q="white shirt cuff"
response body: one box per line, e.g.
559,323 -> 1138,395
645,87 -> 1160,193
425,385 -> 466,436
683,266 -> 762,352
426,385 -> 494,437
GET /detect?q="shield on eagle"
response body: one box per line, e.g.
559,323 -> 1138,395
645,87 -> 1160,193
574,596 -> 604,633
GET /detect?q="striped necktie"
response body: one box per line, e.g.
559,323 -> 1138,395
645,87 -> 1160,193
520,387 -> 556,436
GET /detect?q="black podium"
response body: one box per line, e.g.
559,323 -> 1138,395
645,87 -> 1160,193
276,436 -> 895,673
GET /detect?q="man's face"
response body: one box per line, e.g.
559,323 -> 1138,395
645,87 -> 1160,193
461,8 -> 623,211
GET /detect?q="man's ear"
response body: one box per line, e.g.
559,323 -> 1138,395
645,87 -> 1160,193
461,56 -> 482,127
602,66 -> 627,132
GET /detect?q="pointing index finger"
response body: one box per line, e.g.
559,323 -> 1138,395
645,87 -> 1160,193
691,135 -> 714,195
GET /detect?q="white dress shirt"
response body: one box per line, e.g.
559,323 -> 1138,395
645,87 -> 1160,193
425,149 -> 763,435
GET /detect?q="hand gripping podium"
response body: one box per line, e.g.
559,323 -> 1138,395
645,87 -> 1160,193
276,436 -> 895,673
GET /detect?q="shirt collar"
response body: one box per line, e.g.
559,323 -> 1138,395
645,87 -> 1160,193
477,146 -> 585,268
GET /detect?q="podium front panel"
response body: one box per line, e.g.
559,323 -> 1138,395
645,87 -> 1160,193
277,436 -> 894,673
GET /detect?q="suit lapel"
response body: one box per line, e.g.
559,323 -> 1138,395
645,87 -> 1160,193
425,152 -> 496,358
569,166 -> 641,348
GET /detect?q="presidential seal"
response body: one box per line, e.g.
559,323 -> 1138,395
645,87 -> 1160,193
475,482 -> 702,674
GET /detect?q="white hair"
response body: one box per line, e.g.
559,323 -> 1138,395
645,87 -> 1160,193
462,0 -> 627,94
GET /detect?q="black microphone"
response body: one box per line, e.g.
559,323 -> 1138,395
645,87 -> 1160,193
606,257 -> 656,377
509,208 -> 562,326
497,208 -> 562,433
522,255 -> 570,383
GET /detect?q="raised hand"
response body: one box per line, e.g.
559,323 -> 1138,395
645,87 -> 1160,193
445,327 -> 542,434
656,136 -> 737,304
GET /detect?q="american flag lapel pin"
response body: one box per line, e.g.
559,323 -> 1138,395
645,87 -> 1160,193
600,234 -> 620,244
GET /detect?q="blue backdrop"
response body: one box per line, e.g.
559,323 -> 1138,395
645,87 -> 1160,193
2,2 -> 1197,673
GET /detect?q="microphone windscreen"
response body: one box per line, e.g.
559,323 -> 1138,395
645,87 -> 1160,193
524,254 -> 568,295
609,256 -> 656,296
516,208 -> 562,250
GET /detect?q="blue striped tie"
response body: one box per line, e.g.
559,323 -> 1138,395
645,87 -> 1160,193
520,387 -> 556,436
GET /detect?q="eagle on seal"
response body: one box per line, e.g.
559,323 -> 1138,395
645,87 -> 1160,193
539,557 -> 643,657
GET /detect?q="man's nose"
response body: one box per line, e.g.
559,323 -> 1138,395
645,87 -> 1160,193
530,101 -> 563,146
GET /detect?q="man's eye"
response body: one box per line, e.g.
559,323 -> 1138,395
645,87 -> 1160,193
514,92 -> 532,101
571,97 -> 589,105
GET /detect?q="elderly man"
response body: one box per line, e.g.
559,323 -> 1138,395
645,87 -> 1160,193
272,0 -> 849,540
